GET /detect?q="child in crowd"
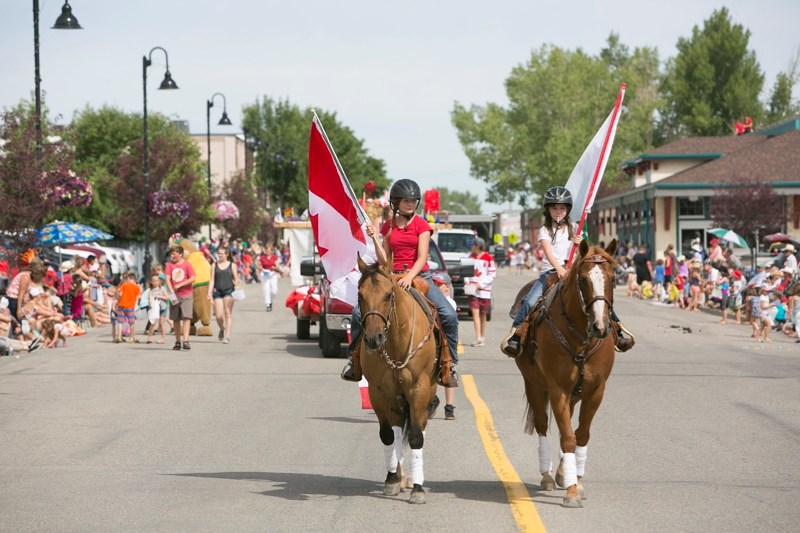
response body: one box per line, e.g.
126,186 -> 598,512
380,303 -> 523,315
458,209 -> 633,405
750,287 -> 775,343
40,318 -> 69,348
105,283 -> 121,343
115,271 -> 141,343
626,266 -> 639,298
653,258 -> 665,302
146,275 -> 167,344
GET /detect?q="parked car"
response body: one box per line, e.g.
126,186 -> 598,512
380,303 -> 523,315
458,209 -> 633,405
298,240 -> 453,358
433,228 -> 476,267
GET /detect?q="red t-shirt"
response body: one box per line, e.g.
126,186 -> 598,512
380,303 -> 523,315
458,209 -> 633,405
165,260 -> 196,298
381,215 -> 432,273
259,254 -> 279,271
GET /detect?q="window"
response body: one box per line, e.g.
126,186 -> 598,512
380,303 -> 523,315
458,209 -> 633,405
678,197 -> 705,217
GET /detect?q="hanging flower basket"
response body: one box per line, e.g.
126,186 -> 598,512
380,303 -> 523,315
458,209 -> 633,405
213,200 -> 240,221
149,190 -> 189,222
47,169 -> 93,207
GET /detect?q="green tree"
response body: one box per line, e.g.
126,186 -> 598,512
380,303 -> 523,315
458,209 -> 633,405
67,106 -> 209,239
0,101 -> 78,249
218,171 -> 266,240
660,7 -> 764,138
437,187 -> 482,214
452,35 -> 660,207
765,49 -> 799,125
241,97 -> 389,213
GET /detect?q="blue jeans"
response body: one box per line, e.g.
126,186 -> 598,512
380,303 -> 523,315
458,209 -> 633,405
512,270 -> 552,328
349,272 -> 459,363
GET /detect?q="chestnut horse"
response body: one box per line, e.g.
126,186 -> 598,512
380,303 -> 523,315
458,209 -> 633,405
515,239 -> 618,508
356,254 -> 438,504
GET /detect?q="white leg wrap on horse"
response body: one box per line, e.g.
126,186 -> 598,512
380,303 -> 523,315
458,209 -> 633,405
575,445 -> 588,477
410,448 -> 424,486
561,452 -> 578,488
393,426 -> 403,467
538,436 -> 552,474
383,442 -> 398,473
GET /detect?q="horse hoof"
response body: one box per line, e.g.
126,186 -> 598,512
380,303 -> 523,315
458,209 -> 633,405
383,471 -> 401,496
383,482 -> 401,496
577,477 -> 587,500
555,462 -> 564,488
540,472 -> 556,491
409,484 -> 427,504
562,496 -> 583,508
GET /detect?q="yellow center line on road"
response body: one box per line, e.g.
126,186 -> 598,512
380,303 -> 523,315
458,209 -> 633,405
462,374 -> 547,533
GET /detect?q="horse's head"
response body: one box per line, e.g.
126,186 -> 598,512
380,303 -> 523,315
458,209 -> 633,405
573,239 -> 617,338
357,253 -> 395,351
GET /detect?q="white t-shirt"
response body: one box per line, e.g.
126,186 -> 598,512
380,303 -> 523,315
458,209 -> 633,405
784,254 -> 798,273
537,223 -> 576,272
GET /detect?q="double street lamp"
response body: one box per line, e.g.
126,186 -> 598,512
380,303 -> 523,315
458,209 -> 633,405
206,93 -> 232,239
142,46 -> 179,277
32,0 -> 82,156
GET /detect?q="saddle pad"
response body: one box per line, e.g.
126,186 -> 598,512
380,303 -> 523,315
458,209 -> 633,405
509,273 -> 560,318
392,273 -> 429,295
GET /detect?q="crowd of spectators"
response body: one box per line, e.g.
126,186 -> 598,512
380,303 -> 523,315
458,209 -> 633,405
616,238 -> 800,343
0,235 -> 292,357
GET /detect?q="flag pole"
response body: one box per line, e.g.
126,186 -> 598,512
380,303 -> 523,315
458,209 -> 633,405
310,110 -> 387,265
565,83 -> 626,268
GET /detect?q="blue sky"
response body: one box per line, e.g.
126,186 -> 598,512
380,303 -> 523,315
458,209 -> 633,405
2,1 -> 798,212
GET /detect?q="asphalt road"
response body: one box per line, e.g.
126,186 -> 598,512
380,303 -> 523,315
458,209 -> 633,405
1,269 -> 799,532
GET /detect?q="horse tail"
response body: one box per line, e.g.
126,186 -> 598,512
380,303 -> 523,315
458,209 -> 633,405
523,390 -> 549,436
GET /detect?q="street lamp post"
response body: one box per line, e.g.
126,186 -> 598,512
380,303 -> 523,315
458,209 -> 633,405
142,46 -> 178,277
32,0 -> 82,157
206,93 -> 232,240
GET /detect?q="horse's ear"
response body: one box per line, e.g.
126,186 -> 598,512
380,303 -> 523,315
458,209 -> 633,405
580,239 -> 589,257
606,239 -> 617,257
357,252 -> 368,272
382,250 -> 394,274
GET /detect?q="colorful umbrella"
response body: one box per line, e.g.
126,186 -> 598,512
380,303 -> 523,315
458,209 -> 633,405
707,228 -> 748,248
37,221 -> 113,246
762,232 -> 792,243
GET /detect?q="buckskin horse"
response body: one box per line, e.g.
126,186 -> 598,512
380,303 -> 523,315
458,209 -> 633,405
515,239 -> 618,508
355,254 -> 440,504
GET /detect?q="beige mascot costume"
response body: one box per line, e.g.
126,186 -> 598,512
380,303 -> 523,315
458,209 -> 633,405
169,234 -> 213,336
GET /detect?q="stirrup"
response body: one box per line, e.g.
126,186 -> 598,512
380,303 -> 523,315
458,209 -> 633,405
614,322 -> 636,352
501,328 -> 521,357
340,361 -> 360,382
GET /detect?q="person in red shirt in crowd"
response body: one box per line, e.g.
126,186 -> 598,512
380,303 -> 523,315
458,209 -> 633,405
256,245 -> 281,312
241,247 -> 254,284
465,237 -> 496,347
165,246 -> 196,350
115,271 -> 142,343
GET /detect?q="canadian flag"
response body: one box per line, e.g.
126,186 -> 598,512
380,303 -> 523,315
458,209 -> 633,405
308,112 -> 376,305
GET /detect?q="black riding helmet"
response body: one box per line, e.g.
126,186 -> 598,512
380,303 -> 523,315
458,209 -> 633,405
389,179 -> 421,216
543,186 -> 573,208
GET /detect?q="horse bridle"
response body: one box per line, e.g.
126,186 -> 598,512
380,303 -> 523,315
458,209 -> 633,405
576,254 -> 614,315
360,269 -> 396,348
548,253 -> 614,398
359,270 -> 433,375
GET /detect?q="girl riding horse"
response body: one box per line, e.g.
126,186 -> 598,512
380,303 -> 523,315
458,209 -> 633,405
501,186 -> 634,357
342,179 -> 460,416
